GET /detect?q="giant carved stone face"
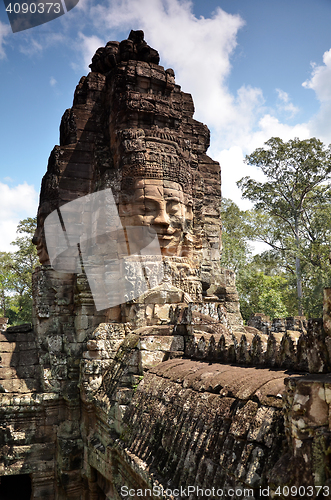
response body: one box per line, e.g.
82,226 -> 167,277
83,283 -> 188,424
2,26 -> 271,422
118,179 -> 193,257
33,177 -> 194,269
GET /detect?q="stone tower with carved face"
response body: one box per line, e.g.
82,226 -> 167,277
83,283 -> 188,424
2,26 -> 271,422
28,31 -> 244,497
33,29 -> 243,335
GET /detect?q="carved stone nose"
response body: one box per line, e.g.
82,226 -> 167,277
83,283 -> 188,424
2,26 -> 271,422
153,209 -> 170,226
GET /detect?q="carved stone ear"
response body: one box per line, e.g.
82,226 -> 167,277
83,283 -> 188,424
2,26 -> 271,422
118,202 -> 132,216
185,204 -> 194,221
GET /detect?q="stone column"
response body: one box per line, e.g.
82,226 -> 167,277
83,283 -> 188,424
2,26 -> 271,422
31,471 -> 56,499
270,375 -> 331,494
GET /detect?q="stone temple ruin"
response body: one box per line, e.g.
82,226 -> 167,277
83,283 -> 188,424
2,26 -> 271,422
1,30 -> 331,499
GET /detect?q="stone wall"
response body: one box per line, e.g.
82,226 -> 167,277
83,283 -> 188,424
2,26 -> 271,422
79,327 -> 295,499
186,317 -> 329,373
118,359 -> 292,497
247,314 -> 308,336
78,297 -> 331,499
0,324 -> 82,499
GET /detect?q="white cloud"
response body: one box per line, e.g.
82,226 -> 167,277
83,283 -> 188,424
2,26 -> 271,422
303,50 -> 331,102
302,49 -> 331,145
217,147 -> 251,208
248,114 -> 310,151
214,113 -> 311,210
212,115 -> 310,210
0,182 -> 38,252
50,76 -> 57,86
216,85 -> 265,149
19,38 -> 43,56
74,32 -> 105,71
0,21 -> 11,60
276,88 -> 299,118
215,146 -> 267,210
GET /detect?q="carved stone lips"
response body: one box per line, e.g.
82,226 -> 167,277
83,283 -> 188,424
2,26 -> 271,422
146,227 -> 178,239
158,236 -> 175,243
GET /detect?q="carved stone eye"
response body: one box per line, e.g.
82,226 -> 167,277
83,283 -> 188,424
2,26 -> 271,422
166,200 -> 181,214
144,200 -> 158,214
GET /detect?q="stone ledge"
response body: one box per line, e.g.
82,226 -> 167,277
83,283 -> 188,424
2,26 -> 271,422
6,323 -> 32,334
149,359 -> 300,404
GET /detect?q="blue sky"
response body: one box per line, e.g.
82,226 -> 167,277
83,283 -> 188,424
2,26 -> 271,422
1,0 -> 331,250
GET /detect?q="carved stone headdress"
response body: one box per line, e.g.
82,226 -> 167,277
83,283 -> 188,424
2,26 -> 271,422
119,129 -> 194,195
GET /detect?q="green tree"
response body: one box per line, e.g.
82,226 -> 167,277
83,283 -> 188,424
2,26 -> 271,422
238,137 -> 331,315
220,198 -> 252,272
2,217 -> 38,325
11,217 -> 38,297
11,217 -> 38,323
0,252 -> 16,318
220,197 -> 295,320
237,267 -> 290,321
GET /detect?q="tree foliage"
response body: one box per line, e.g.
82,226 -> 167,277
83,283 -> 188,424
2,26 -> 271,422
220,198 -> 252,272
220,198 -> 294,320
238,137 -> 331,316
237,266 -> 290,321
0,217 -> 38,325
0,252 -> 16,319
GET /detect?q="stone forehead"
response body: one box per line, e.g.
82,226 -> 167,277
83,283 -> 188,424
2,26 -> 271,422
121,179 -> 186,200
121,164 -> 193,194
137,179 -> 182,189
